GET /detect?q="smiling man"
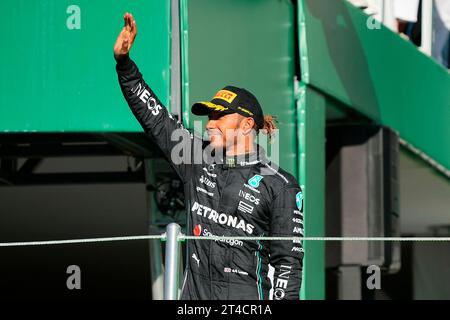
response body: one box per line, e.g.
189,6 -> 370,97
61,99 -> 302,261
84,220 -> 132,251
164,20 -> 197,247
114,12 -> 304,300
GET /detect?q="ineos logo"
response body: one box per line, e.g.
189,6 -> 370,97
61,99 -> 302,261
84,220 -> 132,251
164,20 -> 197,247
239,190 -> 260,205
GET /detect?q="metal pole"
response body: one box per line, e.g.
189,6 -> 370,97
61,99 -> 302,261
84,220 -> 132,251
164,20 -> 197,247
178,243 -> 184,297
421,0 -> 433,56
382,0 -> 397,32
170,0 -> 182,117
149,230 -> 164,300
144,160 -> 165,300
164,223 -> 181,300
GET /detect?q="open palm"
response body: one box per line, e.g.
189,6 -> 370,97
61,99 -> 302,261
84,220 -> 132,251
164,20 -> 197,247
114,12 -> 138,61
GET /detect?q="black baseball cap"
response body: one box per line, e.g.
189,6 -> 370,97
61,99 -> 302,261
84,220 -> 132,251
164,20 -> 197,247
191,85 -> 265,130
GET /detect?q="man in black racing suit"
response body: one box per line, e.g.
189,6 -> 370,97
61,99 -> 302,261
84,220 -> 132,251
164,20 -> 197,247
114,12 -> 304,300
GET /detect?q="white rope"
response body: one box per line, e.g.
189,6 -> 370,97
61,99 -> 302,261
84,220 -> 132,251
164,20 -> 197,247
1,234 -> 450,247
0,234 -> 165,247
180,235 -> 450,242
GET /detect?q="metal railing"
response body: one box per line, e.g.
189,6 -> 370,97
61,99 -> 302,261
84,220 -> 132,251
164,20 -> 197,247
163,223 -> 182,300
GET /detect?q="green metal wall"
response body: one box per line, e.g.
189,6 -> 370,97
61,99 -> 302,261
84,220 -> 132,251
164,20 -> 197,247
0,0 -> 171,132
297,84 -> 326,299
299,0 -> 450,172
185,0 -> 298,176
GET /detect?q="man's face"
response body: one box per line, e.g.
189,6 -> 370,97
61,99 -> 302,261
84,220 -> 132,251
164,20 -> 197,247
206,111 -> 244,150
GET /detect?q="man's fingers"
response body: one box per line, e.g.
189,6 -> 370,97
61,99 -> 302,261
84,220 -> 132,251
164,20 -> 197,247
127,14 -> 132,31
132,20 -> 138,37
117,12 -> 135,55
123,12 -> 128,28
129,13 -> 136,35
130,15 -> 134,32
124,12 -> 132,32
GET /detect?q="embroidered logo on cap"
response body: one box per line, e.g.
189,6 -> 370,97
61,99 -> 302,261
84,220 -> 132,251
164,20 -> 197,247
213,90 -> 237,103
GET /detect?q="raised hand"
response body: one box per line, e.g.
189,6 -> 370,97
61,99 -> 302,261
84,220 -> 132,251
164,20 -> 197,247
113,12 -> 138,61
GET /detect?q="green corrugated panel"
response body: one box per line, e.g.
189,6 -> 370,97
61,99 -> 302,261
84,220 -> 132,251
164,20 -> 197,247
299,0 -> 450,172
298,84 -> 326,300
186,0 -> 298,176
0,0 -> 171,132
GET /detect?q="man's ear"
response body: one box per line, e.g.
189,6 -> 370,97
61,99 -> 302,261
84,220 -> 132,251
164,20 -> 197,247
241,117 -> 255,135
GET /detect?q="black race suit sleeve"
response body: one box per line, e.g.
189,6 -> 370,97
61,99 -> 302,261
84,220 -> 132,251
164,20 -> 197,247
269,185 -> 304,300
116,56 -> 193,181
